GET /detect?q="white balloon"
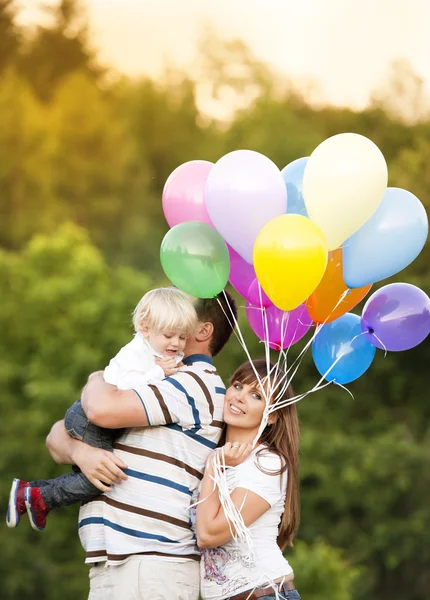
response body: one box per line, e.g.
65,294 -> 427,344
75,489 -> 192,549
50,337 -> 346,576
303,133 -> 388,250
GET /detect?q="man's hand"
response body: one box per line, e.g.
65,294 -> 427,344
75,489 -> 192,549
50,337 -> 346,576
73,444 -> 128,493
46,421 -> 129,492
156,356 -> 179,377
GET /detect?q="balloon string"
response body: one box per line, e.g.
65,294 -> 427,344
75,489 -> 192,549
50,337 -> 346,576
370,331 -> 387,357
268,330 -> 367,412
275,288 -> 351,393
218,293 -> 272,419
213,287 -> 362,583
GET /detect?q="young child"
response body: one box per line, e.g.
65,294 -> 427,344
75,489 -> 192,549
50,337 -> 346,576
7,287 -> 198,531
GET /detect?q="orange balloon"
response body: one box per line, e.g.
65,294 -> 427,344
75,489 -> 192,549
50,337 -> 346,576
306,248 -> 372,324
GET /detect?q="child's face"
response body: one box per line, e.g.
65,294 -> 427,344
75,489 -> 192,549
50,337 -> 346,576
146,329 -> 188,357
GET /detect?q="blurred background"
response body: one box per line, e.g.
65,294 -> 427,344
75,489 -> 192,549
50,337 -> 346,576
0,1 -> 429,599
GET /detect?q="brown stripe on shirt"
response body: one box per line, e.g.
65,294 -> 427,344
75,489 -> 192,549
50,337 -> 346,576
107,551 -> 201,562
86,550 -> 107,559
100,496 -> 191,529
113,443 -> 204,480
182,371 -> 214,416
203,368 -> 219,376
148,384 -> 174,424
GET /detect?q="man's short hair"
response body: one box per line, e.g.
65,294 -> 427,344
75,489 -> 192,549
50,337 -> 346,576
195,291 -> 237,356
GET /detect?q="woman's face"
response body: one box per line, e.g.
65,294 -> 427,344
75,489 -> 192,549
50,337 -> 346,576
223,379 -> 267,431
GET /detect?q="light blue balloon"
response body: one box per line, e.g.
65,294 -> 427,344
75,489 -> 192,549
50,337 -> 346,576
312,313 -> 376,384
281,157 -> 309,217
343,187 -> 428,288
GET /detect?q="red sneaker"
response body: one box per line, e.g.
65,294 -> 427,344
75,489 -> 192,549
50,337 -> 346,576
24,487 -> 51,531
6,479 -> 29,528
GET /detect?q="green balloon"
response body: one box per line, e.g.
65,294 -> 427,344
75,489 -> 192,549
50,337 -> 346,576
160,222 -> 230,298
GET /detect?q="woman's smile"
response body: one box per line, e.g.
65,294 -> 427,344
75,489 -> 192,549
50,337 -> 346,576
228,403 -> 245,415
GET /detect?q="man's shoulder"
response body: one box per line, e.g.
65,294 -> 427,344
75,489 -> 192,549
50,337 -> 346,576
181,360 -> 225,389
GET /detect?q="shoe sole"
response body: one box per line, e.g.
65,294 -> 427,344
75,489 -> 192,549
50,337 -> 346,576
6,478 -> 20,528
24,487 -> 44,531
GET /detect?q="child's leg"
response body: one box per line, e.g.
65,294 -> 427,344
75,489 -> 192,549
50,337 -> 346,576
22,403 -> 120,530
64,398 -> 92,441
29,420 -> 119,509
28,471 -> 103,508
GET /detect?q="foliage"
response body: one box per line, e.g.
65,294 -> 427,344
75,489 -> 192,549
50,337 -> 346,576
1,4 -> 429,599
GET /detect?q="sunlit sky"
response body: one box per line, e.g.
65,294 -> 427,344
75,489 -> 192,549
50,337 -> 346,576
18,0 -> 430,110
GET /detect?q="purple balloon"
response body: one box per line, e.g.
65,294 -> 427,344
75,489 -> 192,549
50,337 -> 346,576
228,245 -> 256,298
246,302 -> 313,350
247,278 -> 272,308
361,283 -> 430,351
206,150 -> 287,264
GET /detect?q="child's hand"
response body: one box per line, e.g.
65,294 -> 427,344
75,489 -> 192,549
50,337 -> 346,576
218,442 -> 253,468
156,356 -> 179,377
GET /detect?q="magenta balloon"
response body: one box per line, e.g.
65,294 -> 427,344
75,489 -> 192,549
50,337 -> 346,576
246,302 -> 313,350
247,278 -> 272,308
361,282 -> 430,351
228,244 -> 256,298
206,150 -> 287,263
162,160 -> 214,227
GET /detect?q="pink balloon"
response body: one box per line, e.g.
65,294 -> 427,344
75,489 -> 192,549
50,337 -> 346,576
228,245 -> 256,298
162,160 -> 214,227
247,278 -> 272,308
246,302 -> 313,350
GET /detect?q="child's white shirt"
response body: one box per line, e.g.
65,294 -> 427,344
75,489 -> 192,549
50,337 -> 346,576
103,332 -> 184,390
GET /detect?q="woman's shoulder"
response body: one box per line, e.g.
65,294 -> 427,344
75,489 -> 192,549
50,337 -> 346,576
242,445 -> 285,474
234,445 -> 287,502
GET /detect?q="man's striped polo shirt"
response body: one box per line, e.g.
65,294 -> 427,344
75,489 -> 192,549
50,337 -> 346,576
78,354 -> 225,566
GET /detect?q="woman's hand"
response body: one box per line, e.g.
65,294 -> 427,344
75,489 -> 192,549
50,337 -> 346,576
218,442 -> 253,468
73,444 -> 128,492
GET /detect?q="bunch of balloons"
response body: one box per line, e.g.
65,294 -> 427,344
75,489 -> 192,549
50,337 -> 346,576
160,133 -> 430,385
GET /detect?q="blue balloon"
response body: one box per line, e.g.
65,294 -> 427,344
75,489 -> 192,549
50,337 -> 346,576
312,313 -> 376,384
281,157 -> 309,217
343,187 -> 428,288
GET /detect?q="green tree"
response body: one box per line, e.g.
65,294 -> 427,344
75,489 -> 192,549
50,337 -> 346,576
48,72 -> 134,251
19,0 -> 99,102
290,539 -> 362,600
0,69 -> 56,249
0,0 -> 21,73
0,223 -> 151,600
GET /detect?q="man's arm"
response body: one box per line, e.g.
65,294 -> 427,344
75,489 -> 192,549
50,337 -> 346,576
81,373 -> 151,429
46,420 -> 82,465
82,367 -> 195,430
46,420 -> 128,492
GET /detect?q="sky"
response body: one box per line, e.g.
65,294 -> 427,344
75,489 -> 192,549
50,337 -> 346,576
17,0 -> 430,111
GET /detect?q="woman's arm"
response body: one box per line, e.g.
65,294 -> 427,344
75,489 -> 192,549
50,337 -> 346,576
196,443 -> 270,548
46,420 -> 128,492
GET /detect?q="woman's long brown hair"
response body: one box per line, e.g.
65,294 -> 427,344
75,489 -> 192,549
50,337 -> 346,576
229,359 -> 300,549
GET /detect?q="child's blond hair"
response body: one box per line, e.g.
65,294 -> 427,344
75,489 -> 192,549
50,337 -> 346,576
132,287 -> 197,336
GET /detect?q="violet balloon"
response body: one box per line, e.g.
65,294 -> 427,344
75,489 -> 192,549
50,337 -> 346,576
361,283 -> 430,351
227,244 -> 256,298
247,278 -> 272,308
162,160 -> 214,228
206,150 -> 287,264
246,302 -> 313,350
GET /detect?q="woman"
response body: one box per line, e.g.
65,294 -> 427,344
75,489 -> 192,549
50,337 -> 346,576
195,359 -> 300,600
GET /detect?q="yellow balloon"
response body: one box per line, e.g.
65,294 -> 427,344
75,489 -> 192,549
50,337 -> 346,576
253,214 -> 328,311
303,133 -> 388,250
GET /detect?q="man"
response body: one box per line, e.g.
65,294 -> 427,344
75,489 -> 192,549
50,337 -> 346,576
46,292 -> 237,600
